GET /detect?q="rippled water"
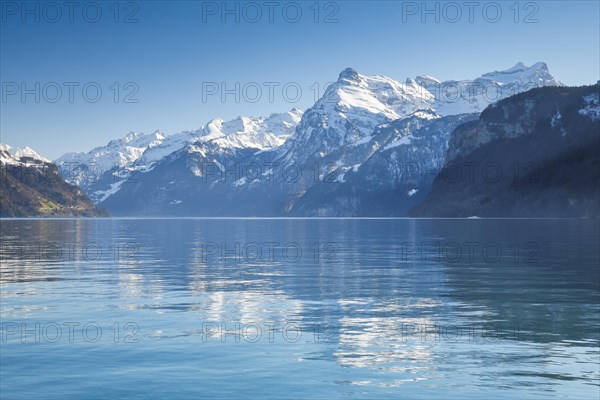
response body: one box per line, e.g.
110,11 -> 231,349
1,219 -> 598,399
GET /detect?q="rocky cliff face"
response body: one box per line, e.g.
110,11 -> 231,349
287,112 -> 478,216
411,85 -> 600,217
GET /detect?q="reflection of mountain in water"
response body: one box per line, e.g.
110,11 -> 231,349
1,219 -> 598,390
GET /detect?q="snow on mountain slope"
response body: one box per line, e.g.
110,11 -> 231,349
201,108 -> 302,150
579,93 -> 600,120
287,112 -> 479,216
130,130 -> 202,172
57,62 -> 557,184
54,62 -> 561,210
280,68 -> 434,159
424,62 -> 561,115
0,144 -> 50,165
55,130 -> 167,184
54,109 -> 303,200
480,62 -> 560,85
277,62 -> 559,167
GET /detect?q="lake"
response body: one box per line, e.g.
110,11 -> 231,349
1,219 -> 598,399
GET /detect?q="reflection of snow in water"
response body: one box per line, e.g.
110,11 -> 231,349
334,300 -> 436,379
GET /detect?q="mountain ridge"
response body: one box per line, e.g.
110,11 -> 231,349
4,62 -> 566,216
93,62 -> 562,216
410,84 -> 600,218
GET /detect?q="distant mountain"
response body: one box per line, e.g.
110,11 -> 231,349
411,84 -> 600,218
424,61 -> 562,115
55,62 -> 563,216
0,145 -> 107,217
54,108 -> 303,203
1,145 -> 50,163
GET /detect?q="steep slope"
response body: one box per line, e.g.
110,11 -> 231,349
0,145 -> 107,217
411,84 -> 600,217
288,112 -> 479,216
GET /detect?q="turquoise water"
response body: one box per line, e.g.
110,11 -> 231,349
1,219 -> 598,399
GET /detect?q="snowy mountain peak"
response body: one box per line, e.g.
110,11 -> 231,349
280,62 -> 561,163
54,108 -> 305,199
205,118 -> 225,135
202,109 -> 303,140
267,107 -> 303,121
415,75 -> 441,87
264,108 -> 303,137
480,61 -> 559,85
507,61 -> 527,71
338,67 -> 361,83
531,61 -> 549,72
198,109 -> 304,151
152,130 -> 167,140
1,144 -> 50,165
504,61 -> 548,73
124,131 -> 140,141
15,146 -> 50,162
220,116 -> 248,136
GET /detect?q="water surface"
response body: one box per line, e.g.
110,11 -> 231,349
1,219 -> 598,399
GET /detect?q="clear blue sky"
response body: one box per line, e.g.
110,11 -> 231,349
1,0 -> 599,159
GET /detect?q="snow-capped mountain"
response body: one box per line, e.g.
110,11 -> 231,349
201,108 -> 303,150
49,62 -> 564,215
0,144 -> 50,166
55,130 -> 166,183
95,62 -> 562,216
427,61 -> 562,115
276,68 -> 435,165
263,62 -> 561,195
280,62 -> 560,165
55,108 -> 303,202
479,61 -> 560,85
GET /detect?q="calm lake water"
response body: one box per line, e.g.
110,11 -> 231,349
1,219 -> 598,399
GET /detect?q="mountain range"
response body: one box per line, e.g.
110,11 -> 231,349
53,62 -> 563,216
4,62 -> 596,217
